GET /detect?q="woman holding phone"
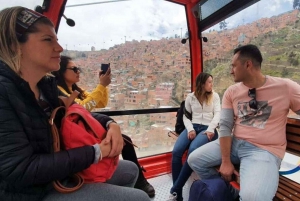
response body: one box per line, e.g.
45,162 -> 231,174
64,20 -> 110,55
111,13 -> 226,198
52,56 -> 155,198
52,55 -> 111,111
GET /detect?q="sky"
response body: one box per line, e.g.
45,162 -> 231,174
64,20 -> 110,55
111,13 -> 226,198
0,0 -> 296,51
206,0 -> 294,32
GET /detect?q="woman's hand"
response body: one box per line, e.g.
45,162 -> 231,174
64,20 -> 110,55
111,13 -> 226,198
188,130 -> 196,140
99,140 -> 112,158
205,131 -> 215,141
99,68 -> 111,87
103,122 -> 123,157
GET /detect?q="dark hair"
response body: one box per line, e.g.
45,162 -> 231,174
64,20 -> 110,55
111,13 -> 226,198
233,44 -> 263,68
52,55 -> 85,100
194,72 -> 213,105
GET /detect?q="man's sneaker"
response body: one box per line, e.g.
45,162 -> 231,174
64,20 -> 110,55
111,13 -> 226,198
134,178 -> 155,198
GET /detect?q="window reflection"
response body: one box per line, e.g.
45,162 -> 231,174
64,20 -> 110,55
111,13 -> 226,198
113,112 -> 177,158
201,0 -> 300,119
58,0 -> 190,112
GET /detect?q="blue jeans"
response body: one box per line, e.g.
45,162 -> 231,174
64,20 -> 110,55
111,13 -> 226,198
171,124 -> 218,200
188,137 -> 282,201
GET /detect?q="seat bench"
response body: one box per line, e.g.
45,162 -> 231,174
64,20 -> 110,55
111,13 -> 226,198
274,119 -> 300,201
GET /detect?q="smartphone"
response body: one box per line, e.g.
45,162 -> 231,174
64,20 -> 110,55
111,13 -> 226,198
100,63 -> 110,75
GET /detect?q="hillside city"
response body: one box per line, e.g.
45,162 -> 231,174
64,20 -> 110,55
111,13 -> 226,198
62,9 -> 300,156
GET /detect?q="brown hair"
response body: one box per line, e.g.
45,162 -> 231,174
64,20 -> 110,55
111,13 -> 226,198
194,72 -> 213,105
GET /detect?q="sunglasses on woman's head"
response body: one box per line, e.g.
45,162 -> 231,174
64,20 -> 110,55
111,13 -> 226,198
66,66 -> 81,73
248,88 -> 258,110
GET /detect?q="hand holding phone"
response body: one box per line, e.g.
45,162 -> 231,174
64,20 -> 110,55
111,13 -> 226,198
99,63 -> 111,87
100,63 -> 110,75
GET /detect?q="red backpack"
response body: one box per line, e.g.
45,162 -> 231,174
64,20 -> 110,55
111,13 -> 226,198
50,92 -> 119,192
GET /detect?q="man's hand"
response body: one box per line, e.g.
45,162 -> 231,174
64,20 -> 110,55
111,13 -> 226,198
205,131 -> 215,141
219,160 -> 239,182
188,130 -> 196,140
103,122 -> 123,157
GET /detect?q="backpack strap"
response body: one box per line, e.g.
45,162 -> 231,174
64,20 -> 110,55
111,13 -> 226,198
49,91 -> 84,193
49,106 -> 65,152
184,106 -> 192,120
53,174 -> 84,194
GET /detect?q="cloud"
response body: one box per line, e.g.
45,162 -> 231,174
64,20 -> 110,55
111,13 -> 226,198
56,0 -> 188,50
1,0 -> 295,51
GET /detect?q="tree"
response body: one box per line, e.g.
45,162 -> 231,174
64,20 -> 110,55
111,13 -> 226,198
293,0 -> 300,9
281,67 -> 289,77
219,20 -> 228,30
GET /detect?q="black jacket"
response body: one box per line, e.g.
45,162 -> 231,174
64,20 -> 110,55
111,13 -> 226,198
0,61 -> 96,201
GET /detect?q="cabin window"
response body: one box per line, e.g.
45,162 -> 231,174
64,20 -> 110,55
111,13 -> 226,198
201,0 -> 300,120
57,0 -> 190,157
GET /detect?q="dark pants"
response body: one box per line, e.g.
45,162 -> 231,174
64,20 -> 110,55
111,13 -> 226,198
122,134 -> 142,172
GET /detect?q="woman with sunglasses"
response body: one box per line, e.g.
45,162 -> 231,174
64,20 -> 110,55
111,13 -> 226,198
53,56 -> 155,198
0,6 -> 149,201
169,72 -> 220,201
52,55 -> 111,111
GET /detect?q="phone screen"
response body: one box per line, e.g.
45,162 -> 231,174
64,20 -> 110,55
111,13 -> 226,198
100,63 -> 110,75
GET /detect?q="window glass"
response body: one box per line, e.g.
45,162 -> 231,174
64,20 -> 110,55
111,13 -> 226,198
57,0 -> 190,157
58,0 -> 190,112
199,0 -> 233,20
113,112 -> 177,158
202,0 -> 300,119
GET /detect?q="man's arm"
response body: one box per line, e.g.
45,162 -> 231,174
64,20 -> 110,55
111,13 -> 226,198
219,108 -> 234,162
219,108 -> 238,181
287,79 -> 300,114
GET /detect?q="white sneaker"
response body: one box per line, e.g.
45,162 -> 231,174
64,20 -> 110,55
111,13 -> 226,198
166,192 -> 177,201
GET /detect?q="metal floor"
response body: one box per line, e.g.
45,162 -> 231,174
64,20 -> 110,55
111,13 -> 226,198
149,172 -> 199,201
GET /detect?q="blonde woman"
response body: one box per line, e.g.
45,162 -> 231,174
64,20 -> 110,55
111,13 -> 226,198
0,6 -> 149,201
169,72 -> 220,201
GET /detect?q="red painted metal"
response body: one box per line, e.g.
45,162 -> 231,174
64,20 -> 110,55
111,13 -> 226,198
185,2 -> 202,91
230,181 -> 240,190
42,0 -> 67,32
138,152 -> 188,179
138,153 -> 172,179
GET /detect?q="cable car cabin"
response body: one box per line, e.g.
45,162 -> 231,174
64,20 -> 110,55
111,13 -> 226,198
2,0 -> 300,200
